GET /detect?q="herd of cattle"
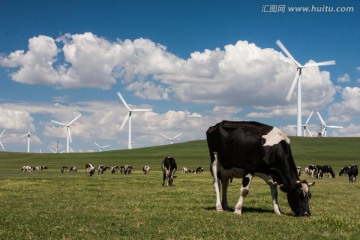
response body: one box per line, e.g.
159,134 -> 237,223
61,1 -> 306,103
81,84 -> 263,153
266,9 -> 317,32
18,120 -> 358,217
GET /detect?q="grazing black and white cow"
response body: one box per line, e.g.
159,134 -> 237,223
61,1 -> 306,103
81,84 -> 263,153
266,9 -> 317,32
340,164 -> 358,183
70,166 -> 77,172
97,165 -> 109,174
85,163 -> 95,176
60,166 -> 68,173
304,164 -> 316,178
161,157 -> 177,186
195,167 -> 204,174
314,165 -> 335,179
111,166 -> 119,174
21,166 -> 32,172
182,167 -> 190,174
121,165 -> 133,174
33,166 -> 48,172
206,121 -> 315,217
143,165 -> 151,174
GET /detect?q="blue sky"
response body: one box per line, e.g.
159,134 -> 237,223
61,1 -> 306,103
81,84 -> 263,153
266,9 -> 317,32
0,0 -> 359,152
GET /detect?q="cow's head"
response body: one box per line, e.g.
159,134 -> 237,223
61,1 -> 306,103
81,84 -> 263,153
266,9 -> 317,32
287,180 -> 315,217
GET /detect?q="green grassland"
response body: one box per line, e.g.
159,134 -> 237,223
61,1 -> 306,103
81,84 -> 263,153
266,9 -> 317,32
0,138 -> 359,239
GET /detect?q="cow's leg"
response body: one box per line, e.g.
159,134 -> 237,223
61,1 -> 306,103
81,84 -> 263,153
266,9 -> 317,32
221,177 -> 230,210
261,175 -> 281,214
162,172 -> 166,186
268,182 -> 281,215
211,152 -> 223,211
234,173 -> 253,215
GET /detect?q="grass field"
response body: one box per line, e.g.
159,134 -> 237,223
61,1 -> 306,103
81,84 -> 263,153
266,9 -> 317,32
0,138 -> 359,239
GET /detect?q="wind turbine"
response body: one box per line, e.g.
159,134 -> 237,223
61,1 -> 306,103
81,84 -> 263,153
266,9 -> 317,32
0,129 -> 6,151
276,40 -> 335,136
117,92 -> 152,149
51,114 -> 82,153
22,130 -> 31,153
302,111 -> 314,137
94,142 -> 110,152
316,111 -> 343,137
161,133 -> 182,144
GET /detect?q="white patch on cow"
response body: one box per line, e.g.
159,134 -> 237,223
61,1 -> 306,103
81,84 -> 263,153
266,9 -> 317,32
262,127 -> 290,146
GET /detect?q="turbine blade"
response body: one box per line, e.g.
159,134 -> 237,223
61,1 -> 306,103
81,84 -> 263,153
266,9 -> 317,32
103,145 -> 110,148
304,60 -> 336,67
286,70 -> 300,101
316,111 -> 326,126
276,40 -> 301,67
306,127 -> 313,137
117,92 -> 131,111
68,114 -> 82,125
305,111 -> 314,125
327,126 -> 343,129
94,142 -> 101,148
0,141 -> 5,150
120,113 -> 130,130
132,108 -> 152,112
0,129 -> 6,138
173,133 -> 182,139
51,120 -> 66,126
161,133 -> 170,139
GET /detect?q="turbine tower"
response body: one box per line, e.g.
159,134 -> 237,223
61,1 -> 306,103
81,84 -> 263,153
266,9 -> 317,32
117,92 -> 152,149
276,40 -> 335,136
316,111 -> 343,137
0,129 -> 6,151
51,114 -> 82,153
22,130 -> 31,153
94,142 -> 110,152
161,133 -> 182,144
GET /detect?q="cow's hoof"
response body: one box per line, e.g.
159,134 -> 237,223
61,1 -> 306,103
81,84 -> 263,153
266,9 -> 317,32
216,207 -> 223,211
234,210 -> 242,215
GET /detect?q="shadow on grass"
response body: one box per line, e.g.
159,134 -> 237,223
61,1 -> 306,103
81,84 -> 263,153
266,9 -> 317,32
204,206 -> 293,216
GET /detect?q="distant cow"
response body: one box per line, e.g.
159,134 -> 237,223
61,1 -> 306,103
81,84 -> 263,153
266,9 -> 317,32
304,164 -> 316,178
97,165 -> 109,174
314,165 -> 335,179
195,167 -> 204,174
111,166 -> 119,174
125,165 -> 134,174
21,166 -> 32,172
70,166 -> 77,172
182,167 -> 190,174
143,165 -> 151,174
33,166 -> 48,172
162,157 -> 177,186
206,121 -> 314,217
60,166 -> 68,173
85,164 -> 95,176
340,164 -> 358,183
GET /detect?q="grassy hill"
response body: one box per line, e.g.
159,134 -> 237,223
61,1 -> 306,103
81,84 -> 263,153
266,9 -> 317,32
1,137 -> 359,174
0,137 -> 359,239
